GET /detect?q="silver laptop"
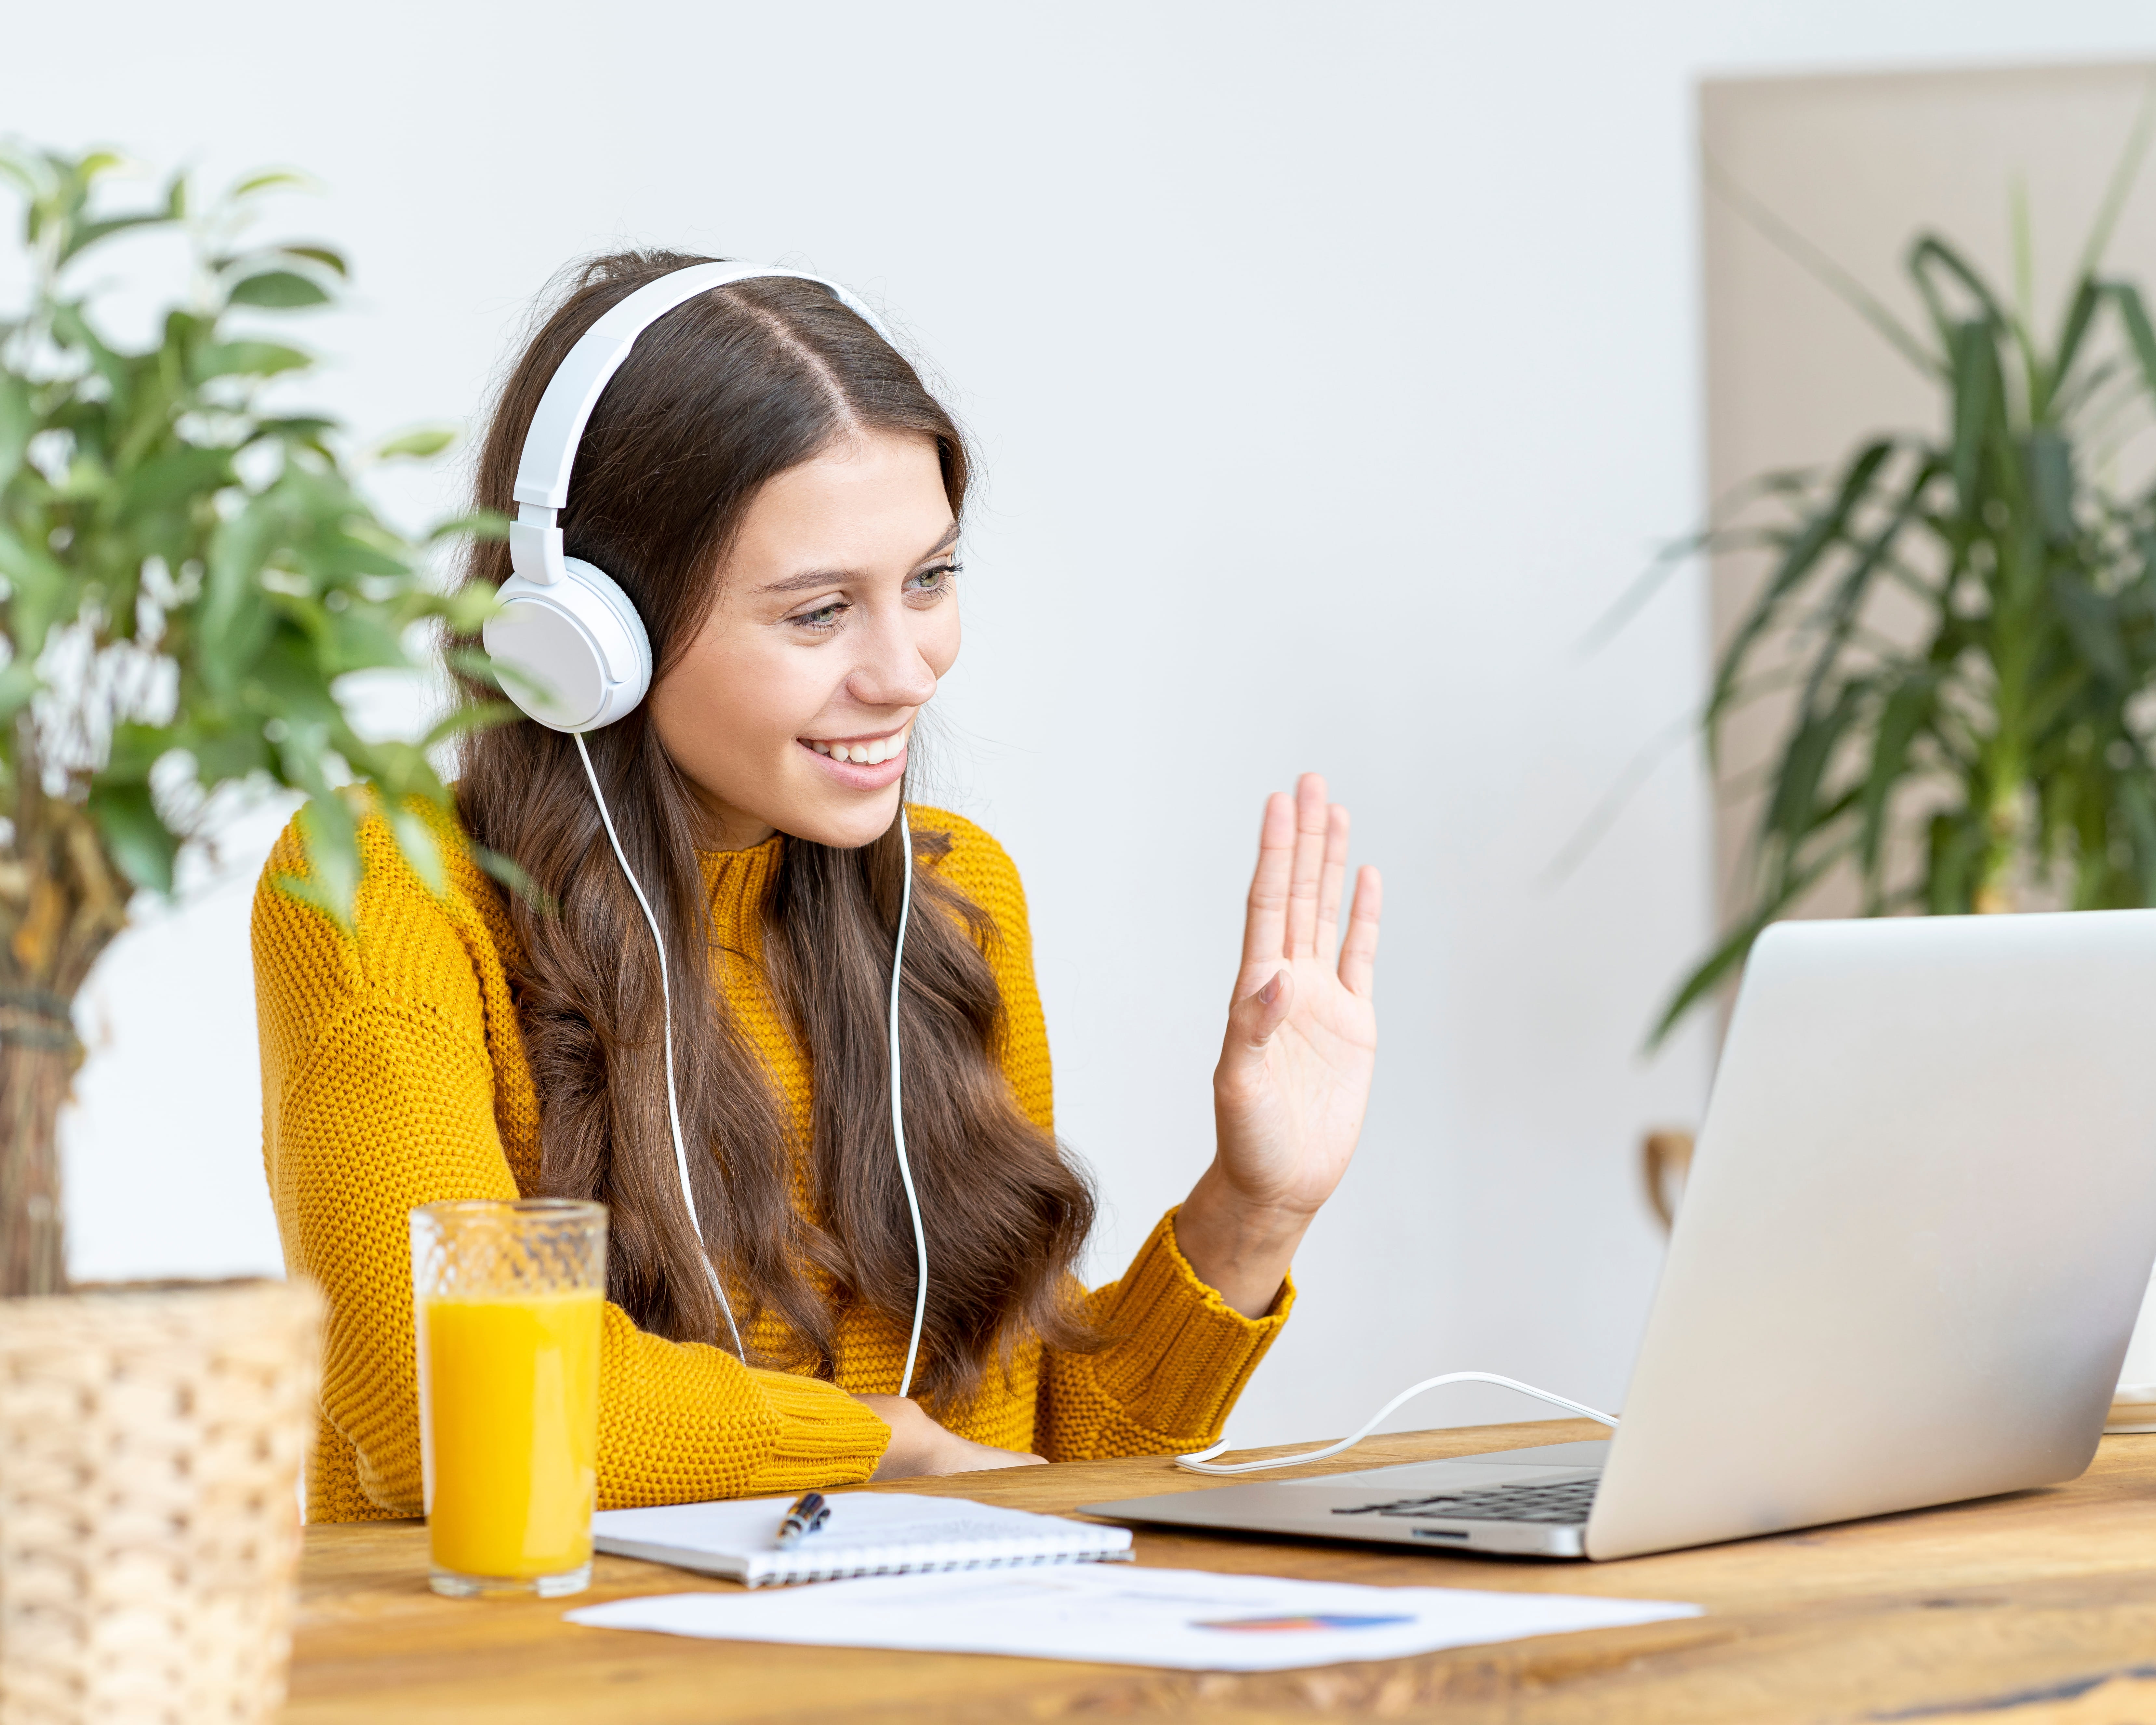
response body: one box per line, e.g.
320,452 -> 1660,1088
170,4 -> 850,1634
1085,910 -> 2156,1560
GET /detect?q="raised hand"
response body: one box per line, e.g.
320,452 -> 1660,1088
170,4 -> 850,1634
1176,773 -> 1382,1316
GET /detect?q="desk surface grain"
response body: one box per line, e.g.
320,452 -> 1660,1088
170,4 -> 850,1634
284,1421 -> 2156,1724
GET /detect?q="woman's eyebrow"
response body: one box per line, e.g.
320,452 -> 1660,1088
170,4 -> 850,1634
757,525 -> 961,595
760,569 -> 856,594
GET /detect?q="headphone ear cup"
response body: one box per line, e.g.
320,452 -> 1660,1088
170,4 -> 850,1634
482,557 -> 654,733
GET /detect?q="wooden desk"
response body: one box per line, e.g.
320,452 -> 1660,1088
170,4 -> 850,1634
285,1420 -> 2156,1724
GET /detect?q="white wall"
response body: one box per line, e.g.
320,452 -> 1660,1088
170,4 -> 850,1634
18,1 -> 2156,1445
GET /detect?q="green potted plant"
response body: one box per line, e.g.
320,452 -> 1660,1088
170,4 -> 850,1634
0,146 -> 503,1293
1651,170 -> 2156,1042
0,145 -> 502,1720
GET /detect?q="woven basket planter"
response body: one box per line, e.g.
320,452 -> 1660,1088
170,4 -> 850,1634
0,1279 -> 324,1725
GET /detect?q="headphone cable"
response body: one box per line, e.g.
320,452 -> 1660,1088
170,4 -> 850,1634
574,732 -> 929,1397
574,731 -> 748,1360
889,807 -> 928,1398
1174,1371 -> 1618,1476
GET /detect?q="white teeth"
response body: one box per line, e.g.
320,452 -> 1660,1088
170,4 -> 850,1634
806,731 -> 911,764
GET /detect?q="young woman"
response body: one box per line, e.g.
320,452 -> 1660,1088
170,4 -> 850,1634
252,251 -> 1383,1521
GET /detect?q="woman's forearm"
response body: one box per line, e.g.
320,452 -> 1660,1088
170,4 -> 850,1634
853,1394 -> 1044,1476
1174,1164 -> 1314,1318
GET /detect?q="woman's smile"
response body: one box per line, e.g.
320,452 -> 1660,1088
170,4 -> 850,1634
799,722 -> 912,787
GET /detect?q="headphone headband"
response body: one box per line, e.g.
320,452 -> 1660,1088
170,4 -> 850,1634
508,261 -> 894,586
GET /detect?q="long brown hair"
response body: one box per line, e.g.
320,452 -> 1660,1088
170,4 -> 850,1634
454,251 -> 1096,1405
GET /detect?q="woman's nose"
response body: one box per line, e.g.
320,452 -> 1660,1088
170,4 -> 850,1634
844,617 -> 939,710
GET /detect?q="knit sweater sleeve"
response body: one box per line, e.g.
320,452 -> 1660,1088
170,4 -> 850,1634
252,816 -> 890,1517
920,808 -> 1293,1461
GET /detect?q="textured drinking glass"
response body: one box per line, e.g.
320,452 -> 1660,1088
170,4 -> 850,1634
410,1199 -> 606,1599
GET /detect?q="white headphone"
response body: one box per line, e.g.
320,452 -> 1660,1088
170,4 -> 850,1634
483,261 -> 933,1395
484,260 -> 896,731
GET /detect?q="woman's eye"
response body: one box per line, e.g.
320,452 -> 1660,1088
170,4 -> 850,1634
909,562 -> 960,595
794,601 -> 846,631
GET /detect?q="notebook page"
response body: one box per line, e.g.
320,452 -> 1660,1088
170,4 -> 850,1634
592,1491 -> 1133,1586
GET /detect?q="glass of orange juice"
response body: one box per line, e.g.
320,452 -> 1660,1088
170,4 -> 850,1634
410,1199 -> 606,1598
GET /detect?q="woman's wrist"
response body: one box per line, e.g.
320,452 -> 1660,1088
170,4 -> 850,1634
852,1393 -> 1045,1477
1174,1164 -> 1314,1318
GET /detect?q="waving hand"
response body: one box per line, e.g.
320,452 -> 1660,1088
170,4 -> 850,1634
1176,773 -> 1382,1314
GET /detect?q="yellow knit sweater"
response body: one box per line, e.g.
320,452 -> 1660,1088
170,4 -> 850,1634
252,802 -> 1291,1522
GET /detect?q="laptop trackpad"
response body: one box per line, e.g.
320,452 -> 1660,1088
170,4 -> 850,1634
1296,1439 -> 1612,1494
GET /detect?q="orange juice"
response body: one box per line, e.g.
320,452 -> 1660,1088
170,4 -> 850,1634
419,1289 -> 602,1579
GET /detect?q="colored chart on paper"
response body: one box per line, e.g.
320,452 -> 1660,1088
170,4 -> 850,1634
1193,1613 -> 1416,1633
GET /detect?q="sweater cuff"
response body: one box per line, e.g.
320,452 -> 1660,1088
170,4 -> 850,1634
742,1368 -> 893,1492
1089,1207 -> 1295,1440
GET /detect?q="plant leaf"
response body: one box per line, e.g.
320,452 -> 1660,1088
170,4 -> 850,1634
1707,439 -> 1897,737
191,340 -> 312,382
0,526 -> 74,660
1910,234 -> 2013,337
59,209 -> 179,267
426,508 -> 511,544
2109,281 -> 2156,401
0,371 -> 31,490
371,426 -> 457,461
200,505 -> 279,688
1646,843 -> 1849,1049
2028,428 -> 2075,543
1947,319 -> 2002,511
422,701 -> 517,749
118,444 -> 234,520
228,269 -> 331,308
1857,672 -> 1935,883
2043,275 -> 2104,419
231,168 -> 313,198
277,794 -> 362,929
0,660 -> 42,724
384,801 -> 446,897
468,842 -> 552,912
278,244 -> 348,277
1764,681 -> 1866,849
87,783 -> 178,895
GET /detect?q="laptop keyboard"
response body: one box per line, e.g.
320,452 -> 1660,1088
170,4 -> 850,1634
1330,1476 -> 1599,1526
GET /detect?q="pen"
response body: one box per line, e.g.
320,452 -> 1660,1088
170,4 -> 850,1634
776,1491 -> 830,1547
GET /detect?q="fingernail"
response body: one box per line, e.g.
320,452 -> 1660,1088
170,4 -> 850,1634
1259,972 -> 1284,1006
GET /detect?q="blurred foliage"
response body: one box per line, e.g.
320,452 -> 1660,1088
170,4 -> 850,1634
1642,125 -> 2156,1044
0,145 -> 506,967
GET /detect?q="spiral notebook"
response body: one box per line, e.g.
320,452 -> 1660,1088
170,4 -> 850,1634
591,1491 -> 1135,1589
